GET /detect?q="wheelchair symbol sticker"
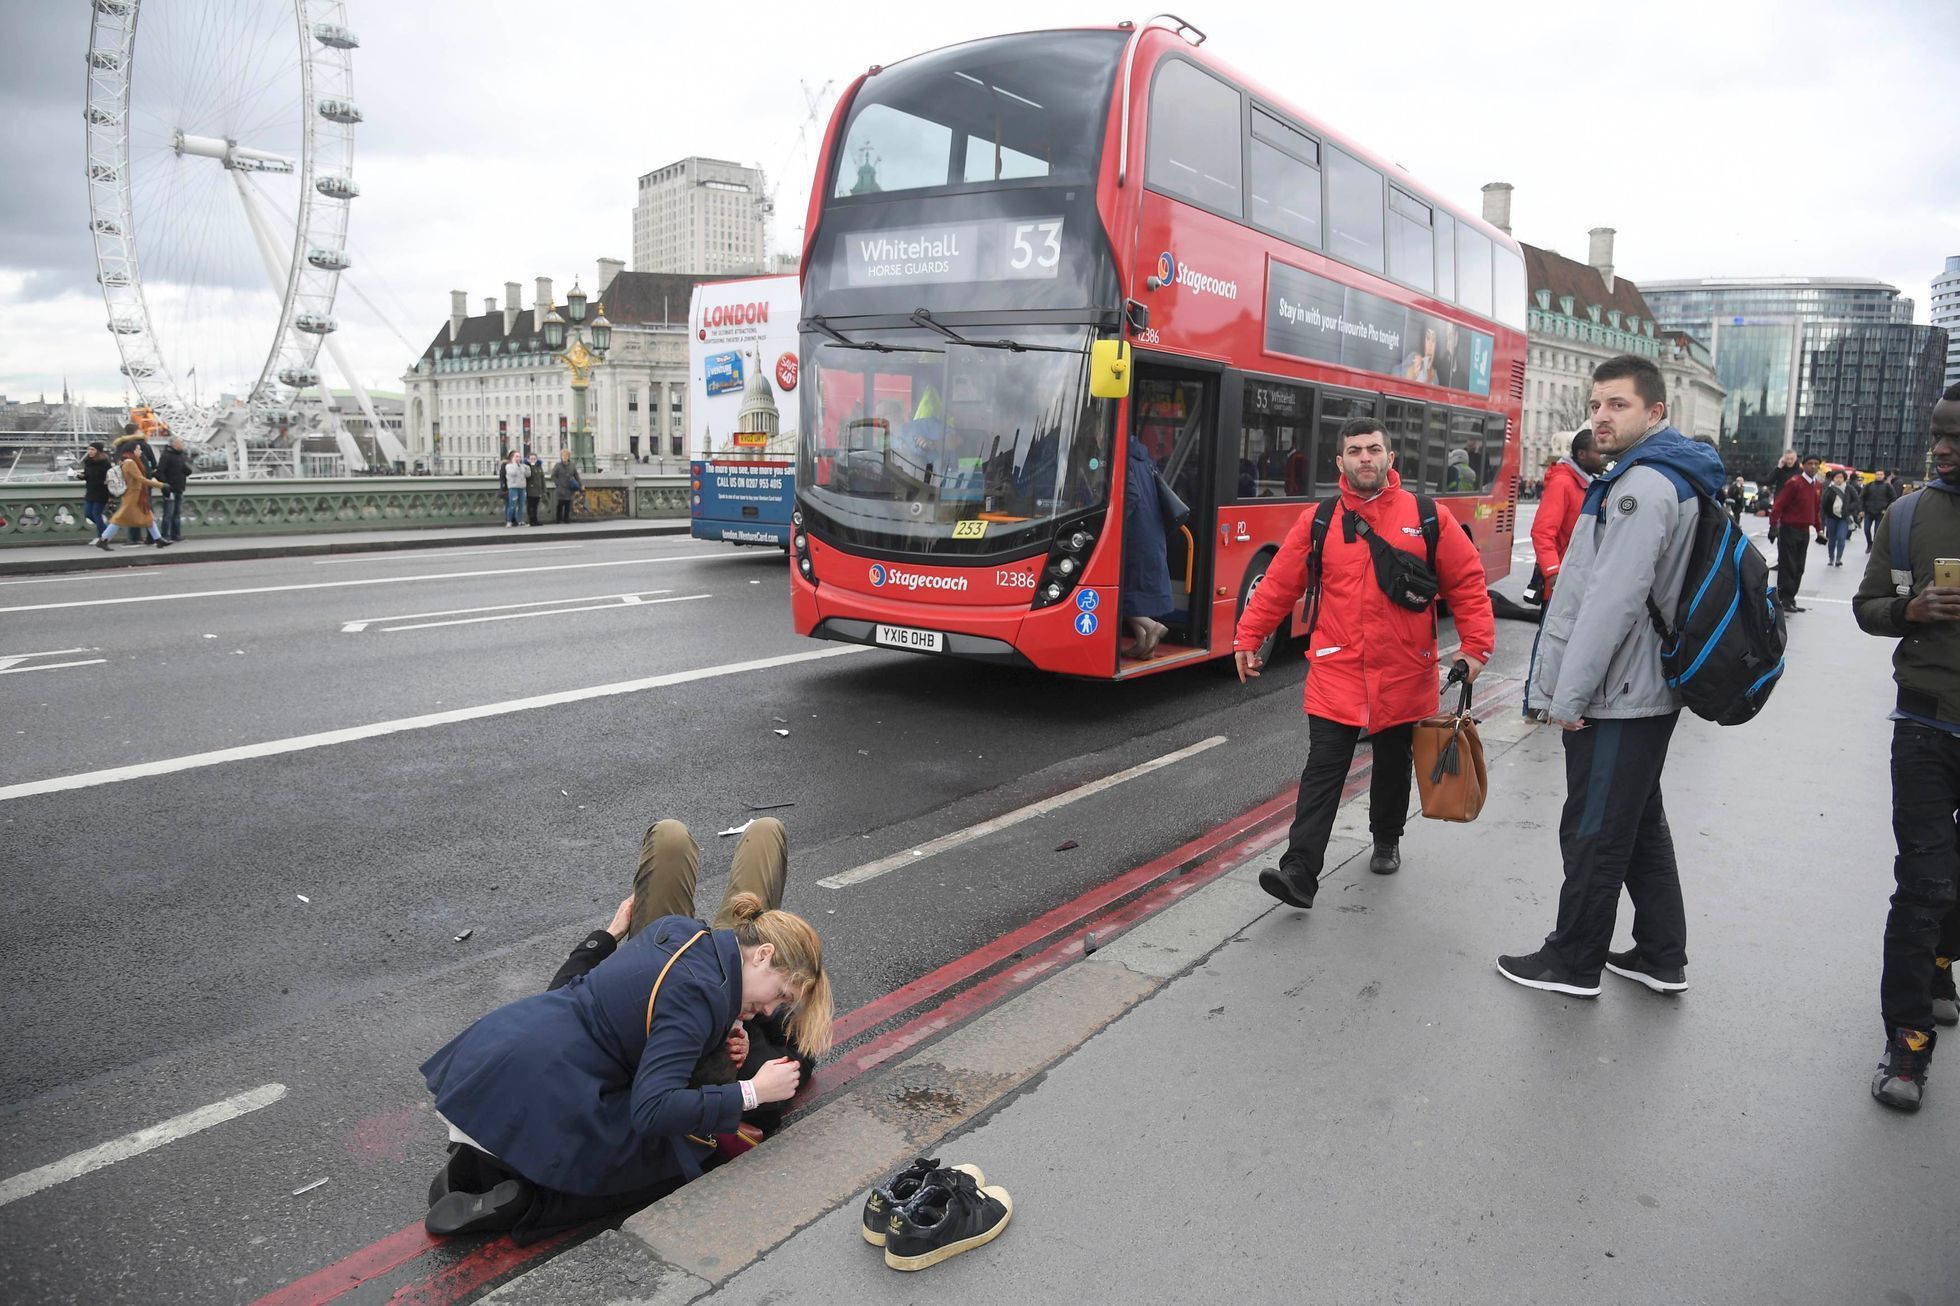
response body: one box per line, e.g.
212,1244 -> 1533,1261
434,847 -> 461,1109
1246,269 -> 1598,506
1076,590 -> 1100,613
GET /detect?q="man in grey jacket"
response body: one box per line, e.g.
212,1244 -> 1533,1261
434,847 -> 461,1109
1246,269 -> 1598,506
1498,355 -> 1726,998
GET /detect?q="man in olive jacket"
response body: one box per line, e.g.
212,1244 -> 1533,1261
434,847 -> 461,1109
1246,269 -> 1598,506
1854,385 -> 1960,1112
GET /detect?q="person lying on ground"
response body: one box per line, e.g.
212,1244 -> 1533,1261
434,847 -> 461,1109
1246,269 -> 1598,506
418,817 -> 833,1242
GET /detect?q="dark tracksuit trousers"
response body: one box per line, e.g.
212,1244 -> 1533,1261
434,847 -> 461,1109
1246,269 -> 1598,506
1881,721 -> 1960,1038
1543,713 -> 1688,978
1775,530 -> 1810,607
1282,715 -> 1414,877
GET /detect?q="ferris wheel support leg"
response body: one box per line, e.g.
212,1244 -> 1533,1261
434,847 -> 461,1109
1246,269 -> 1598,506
232,171 -> 368,473
320,333 -> 409,466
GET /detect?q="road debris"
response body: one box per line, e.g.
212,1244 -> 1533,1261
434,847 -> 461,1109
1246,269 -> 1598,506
295,894 -> 310,904
1054,839 -> 1079,852
454,929 -> 473,943
291,1178 -> 328,1197
773,729 -> 790,737
749,801 -> 797,812
718,820 -> 756,838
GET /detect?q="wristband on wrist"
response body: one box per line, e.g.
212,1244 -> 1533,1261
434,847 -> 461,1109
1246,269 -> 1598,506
739,1079 -> 758,1111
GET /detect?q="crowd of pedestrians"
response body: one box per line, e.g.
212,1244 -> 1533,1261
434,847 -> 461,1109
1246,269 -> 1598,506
1232,356 -> 1959,1117
89,422 -> 179,551
499,448 -> 582,527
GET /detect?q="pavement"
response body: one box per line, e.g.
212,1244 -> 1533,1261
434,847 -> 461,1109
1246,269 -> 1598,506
482,526 -> 1959,1306
0,517 -> 691,574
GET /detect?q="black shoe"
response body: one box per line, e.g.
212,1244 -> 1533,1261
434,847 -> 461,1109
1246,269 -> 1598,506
882,1168 -> 1013,1271
155,539 -> 172,549
427,1144 -> 489,1207
1604,947 -> 1688,994
425,1178 -> 532,1236
1782,603 -> 1807,613
1368,841 -> 1401,876
94,538 -> 112,551
863,1158 -> 984,1247
1496,948 -> 1600,997
1258,859 -> 1317,909
1932,956 -> 1958,1028
1872,1028 -> 1934,1112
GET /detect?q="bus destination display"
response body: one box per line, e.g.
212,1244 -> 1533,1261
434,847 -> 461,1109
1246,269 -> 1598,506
1264,261 -> 1494,397
843,216 -> 1066,288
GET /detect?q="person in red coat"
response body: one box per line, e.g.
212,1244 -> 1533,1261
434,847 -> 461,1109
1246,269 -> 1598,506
1769,453 -> 1825,612
1523,428 -> 1604,716
1234,417 -> 1497,906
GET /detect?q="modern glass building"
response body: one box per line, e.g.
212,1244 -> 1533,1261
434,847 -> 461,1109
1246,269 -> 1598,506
1645,277 -> 1950,477
1933,256 -> 1960,391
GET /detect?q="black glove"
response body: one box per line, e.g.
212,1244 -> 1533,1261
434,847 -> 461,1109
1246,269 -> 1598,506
1766,526 -> 1778,544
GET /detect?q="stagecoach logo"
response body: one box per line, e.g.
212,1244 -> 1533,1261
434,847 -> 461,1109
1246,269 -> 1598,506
867,563 -> 969,593
1157,249 -> 1240,300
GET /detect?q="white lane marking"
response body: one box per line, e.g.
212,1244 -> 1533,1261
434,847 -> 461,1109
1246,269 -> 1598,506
0,658 -> 108,676
380,593 -> 709,632
0,646 -> 868,803
0,570 -> 164,586
818,735 -> 1229,890
340,589 -> 674,632
0,1083 -> 287,1209
310,544 -> 584,565
0,554 -> 729,615
0,647 -> 97,666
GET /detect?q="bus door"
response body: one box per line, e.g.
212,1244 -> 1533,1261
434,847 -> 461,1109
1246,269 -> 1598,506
1125,366 -> 1220,656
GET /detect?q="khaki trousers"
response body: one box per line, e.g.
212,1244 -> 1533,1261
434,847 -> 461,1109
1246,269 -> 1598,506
629,817 -> 787,937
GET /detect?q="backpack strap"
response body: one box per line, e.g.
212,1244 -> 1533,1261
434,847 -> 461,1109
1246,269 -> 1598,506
1300,494 -> 1342,647
1414,494 -> 1440,571
1888,490 -> 1921,597
645,929 -> 709,1039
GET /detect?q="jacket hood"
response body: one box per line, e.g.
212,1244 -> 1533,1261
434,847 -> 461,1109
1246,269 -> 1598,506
1550,456 -> 1592,485
1596,426 -> 1725,499
1338,466 -> 1403,506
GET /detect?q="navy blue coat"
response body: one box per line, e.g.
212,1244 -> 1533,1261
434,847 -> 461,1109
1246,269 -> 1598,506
1121,435 -> 1178,622
420,916 -> 746,1197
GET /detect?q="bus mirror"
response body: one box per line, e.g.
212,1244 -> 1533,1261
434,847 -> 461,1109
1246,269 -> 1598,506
1091,338 -> 1131,399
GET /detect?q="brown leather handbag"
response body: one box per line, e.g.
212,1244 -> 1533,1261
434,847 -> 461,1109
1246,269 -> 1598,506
1412,668 -> 1487,823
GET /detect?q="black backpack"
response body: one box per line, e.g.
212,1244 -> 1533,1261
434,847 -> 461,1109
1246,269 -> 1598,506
1303,492 -> 1439,642
1644,489 -> 1785,725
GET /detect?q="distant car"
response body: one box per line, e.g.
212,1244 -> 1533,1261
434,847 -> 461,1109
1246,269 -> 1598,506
1742,480 -> 1759,501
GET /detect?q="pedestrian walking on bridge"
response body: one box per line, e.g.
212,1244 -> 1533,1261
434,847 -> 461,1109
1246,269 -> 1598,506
96,442 -> 171,551
551,449 -> 579,524
78,441 -> 111,538
1524,427 -> 1604,718
1855,384 -> 1960,1112
1770,454 -> 1825,611
1863,470 -> 1899,551
1234,417 -> 1494,908
156,431 -> 193,542
1497,355 -> 1723,998
1822,469 -> 1855,567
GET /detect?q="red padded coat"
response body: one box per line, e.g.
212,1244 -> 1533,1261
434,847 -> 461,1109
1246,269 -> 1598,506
1530,458 -> 1590,593
1233,469 -> 1497,730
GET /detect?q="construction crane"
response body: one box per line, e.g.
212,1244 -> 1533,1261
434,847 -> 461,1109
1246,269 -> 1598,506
757,79 -> 836,261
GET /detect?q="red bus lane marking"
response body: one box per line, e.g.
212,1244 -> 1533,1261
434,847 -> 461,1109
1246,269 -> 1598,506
256,676 -> 1521,1305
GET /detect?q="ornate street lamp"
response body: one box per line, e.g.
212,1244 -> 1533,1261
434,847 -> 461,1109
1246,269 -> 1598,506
543,281 -> 607,472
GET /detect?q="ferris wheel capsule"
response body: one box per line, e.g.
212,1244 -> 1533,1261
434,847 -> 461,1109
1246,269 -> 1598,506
315,174 -> 359,199
306,247 -> 352,271
294,313 -> 338,335
312,23 -> 359,49
317,98 -> 363,125
278,366 -> 321,388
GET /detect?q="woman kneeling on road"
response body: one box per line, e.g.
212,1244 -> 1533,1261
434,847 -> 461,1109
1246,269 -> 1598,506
419,817 -> 833,1240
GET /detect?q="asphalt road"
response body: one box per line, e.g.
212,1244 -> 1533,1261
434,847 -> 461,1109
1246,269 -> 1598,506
0,520 -> 1545,1303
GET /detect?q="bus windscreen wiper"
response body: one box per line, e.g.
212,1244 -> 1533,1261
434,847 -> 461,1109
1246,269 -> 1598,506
801,315 -> 908,353
908,308 -> 1081,355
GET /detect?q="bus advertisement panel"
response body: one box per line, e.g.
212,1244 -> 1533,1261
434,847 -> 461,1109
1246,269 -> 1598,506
688,276 -> 800,548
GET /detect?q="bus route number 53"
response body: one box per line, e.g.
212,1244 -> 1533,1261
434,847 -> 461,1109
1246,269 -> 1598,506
1007,220 -> 1063,278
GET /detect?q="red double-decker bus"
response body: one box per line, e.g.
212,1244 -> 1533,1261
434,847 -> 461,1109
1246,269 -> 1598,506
790,18 -> 1527,677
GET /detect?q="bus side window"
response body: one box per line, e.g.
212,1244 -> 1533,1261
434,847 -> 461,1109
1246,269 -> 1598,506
1384,399 -> 1424,491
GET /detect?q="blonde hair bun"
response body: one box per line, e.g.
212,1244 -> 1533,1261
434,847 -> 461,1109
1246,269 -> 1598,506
724,891 -> 768,925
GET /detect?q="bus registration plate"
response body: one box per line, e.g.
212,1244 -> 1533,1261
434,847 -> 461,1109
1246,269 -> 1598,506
875,624 -> 944,653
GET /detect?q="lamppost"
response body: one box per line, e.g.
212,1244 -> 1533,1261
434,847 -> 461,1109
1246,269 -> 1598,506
542,280 -> 611,474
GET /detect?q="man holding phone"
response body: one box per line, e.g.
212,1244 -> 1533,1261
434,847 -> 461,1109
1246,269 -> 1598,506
1855,385 -> 1960,1112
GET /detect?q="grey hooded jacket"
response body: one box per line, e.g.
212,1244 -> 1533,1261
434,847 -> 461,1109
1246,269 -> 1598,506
1531,426 -> 1727,721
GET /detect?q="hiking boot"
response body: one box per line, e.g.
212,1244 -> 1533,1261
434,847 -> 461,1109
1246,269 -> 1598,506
425,1178 -> 532,1236
1258,858 -> 1317,909
1368,841 -> 1401,876
1495,948 -> 1601,997
1604,947 -> 1688,994
862,1158 -> 985,1247
1933,957 -> 1959,1027
1872,1028 -> 1935,1112
882,1169 -> 1013,1271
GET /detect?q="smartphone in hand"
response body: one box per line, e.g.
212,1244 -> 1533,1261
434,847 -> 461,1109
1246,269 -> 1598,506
1934,558 -> 1960,589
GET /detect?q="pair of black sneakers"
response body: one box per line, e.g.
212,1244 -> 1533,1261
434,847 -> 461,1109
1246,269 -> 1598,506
860,1156 -> 1012,1271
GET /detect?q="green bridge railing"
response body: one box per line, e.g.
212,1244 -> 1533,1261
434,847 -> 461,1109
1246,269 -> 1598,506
0,474 -> 691,546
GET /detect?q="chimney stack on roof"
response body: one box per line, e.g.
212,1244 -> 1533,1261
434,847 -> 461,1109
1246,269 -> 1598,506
449,290 -> 468,342
504,281 -> 522,335
484,296 -> 498,316
597,258 -> 624,297
1481,182 -> 1513,235
534,277 -> 553,333
1589,227 -> 1616,293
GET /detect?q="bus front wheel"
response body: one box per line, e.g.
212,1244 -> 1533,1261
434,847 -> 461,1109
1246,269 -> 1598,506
1233,550 -> 1280,672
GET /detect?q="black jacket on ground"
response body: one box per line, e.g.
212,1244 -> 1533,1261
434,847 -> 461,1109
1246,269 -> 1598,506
156,447 -> 193,494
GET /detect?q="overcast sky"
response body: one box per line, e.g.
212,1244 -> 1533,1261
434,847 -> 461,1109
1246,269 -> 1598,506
2,0 -> 1955,407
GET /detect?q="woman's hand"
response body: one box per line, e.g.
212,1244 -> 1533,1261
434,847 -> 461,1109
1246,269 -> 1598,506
725,1021 -> 750,1068
605,894 -> 635,940
748,1057 -> 803,1104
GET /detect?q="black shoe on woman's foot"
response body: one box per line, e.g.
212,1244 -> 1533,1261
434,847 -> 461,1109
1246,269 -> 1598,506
426,1178 -> 532,1237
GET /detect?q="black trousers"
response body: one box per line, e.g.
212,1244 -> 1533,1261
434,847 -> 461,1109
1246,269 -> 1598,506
444,1144 -> 686,1245
527,494 -> 542,526
1282,715 -> 1414,875
1544,713 -> 1687,978
1775,529 -> 1810,606
554,497 -> 573,524
1881,721 -> 1960,1037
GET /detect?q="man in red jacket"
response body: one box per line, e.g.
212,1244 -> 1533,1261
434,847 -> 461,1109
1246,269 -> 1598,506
1769,453 -> 1826,612
1235,418 -> 1497,908
1524,429 -> 1605,717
